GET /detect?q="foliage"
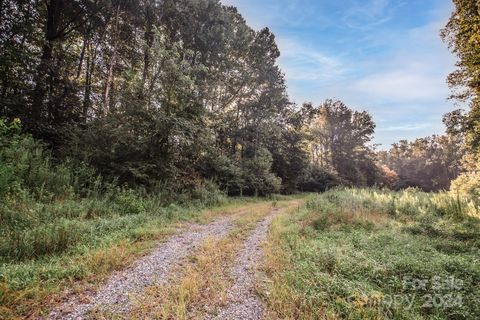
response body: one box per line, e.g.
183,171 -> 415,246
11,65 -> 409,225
0,119 -> 233,318
0,119 -> 228,262
379,134 -> 464,191
0,0 -> 476,318
299,164 -> 341,192
0,0 -> 396,195
451,168 -> 480,206
442,0 -> 480,180
0,118 -> 99,200
241,148 -> 282,196
303,100 -> 379,187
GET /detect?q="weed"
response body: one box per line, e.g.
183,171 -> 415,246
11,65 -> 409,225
263,188 -> 480,319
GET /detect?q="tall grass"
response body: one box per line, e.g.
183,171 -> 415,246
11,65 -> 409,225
264,188 -> 480,319
307,187 -> 479,220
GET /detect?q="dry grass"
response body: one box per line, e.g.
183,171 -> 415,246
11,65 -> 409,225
260,208 -> 317,320
127,236 -> 237,319
200,200 -> 271,223
1,240 -> 158,320
124,200 -> 303,319
0,199 -> 305,319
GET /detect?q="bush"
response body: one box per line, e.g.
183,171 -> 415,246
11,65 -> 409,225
114,188 -> 147,215
189,180 -> 227,207
299,164 -> 341,192
451,171 -> 480,206
199,151 -> 245,196
0,119 -> 101,201
242,148 -> 282,196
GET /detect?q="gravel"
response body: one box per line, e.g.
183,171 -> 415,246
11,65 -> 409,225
48,216 -> 235,319
208,209 -> 280,320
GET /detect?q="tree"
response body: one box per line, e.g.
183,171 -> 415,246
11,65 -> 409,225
442,0 -> 480,159
378,134 -> 463,191
305,100 -> 377,186
2,0 -> 412,195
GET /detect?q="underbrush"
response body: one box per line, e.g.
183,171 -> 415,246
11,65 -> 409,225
264,188 -> 480,319
0,120 -> 231,318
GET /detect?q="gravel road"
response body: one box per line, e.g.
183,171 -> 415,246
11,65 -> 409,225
48,216 -> 235,319
207,208 -> 280,320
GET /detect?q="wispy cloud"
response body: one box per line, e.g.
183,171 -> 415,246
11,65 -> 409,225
277,37 -> 345,81
379,123 -> 432,132
341,0 -> 399,30
350,69 -> 447,103
222,0 -> 334,29
348,17 -> 456,105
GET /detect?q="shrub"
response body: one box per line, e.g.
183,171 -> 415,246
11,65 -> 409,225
299,164 -> 341,192
189,180 -> 227,207
451,171 -> 480,205
0,118 -> 101,201
242,148 -> 282,196
114,188 -> 146,215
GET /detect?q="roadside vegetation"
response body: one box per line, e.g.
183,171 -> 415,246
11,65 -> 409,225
0,119 -> 244,318
263,188 -> 480,319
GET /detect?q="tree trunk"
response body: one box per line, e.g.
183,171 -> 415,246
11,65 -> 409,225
31,0 -> 64,127
83,44 -> 92,121
141,0 -> 155,93
103,4 -> 121,116
76,36 -> 87,79
31,40 -> 53,121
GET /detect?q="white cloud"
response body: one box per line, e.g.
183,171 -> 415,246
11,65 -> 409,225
351,69 -> 446,102
379,123 -> 432,132
277,37 -> 345,81
221,0 -> 335,30
341,0 -> 397,30
221,0 -> 457,147
347,17 -> 456,105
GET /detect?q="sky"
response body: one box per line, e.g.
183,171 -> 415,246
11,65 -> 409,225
221,0 -> 458,149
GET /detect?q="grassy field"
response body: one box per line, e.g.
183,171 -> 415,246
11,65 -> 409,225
263,188 -> 480,319
1,122 -> 310,319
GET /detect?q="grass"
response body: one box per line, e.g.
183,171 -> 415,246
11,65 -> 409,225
262,188 -> 480,320
0,123 -> 305,319
0,196 -> 270,319
125,199 -> 303,319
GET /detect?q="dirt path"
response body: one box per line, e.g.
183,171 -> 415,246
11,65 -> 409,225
206,209 -> 280,320
48,202 -> 294,320
48,216 -> 235,319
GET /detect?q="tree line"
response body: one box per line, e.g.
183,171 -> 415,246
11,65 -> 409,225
0,0 -> 477,197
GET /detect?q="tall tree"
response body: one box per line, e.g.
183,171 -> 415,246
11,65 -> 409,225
305,100 -> 377,186
442,0 -> 480,160
378,133 -> 463,191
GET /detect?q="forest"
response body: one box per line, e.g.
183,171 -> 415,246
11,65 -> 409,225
1,0 -> 477,196
0,0 -> 479,319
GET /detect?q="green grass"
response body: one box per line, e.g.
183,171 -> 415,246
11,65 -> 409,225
0,193 -> 267,319
264,188 -> 480,320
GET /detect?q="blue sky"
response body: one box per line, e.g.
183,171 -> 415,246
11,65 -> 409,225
221,0 -> 458,149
